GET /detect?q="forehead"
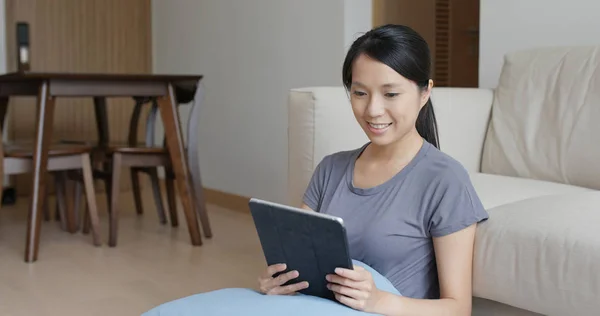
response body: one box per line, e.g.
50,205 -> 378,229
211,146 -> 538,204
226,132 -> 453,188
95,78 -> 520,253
351,53 -> 411,87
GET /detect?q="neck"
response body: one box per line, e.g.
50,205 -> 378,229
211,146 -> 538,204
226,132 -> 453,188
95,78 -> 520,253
365,130 -> 424,164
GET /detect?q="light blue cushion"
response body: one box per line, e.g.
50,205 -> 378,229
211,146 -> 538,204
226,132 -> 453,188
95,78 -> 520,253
142,260 -> 400,316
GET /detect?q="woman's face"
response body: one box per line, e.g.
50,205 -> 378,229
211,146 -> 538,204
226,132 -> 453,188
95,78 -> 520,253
349,53 -> 432,147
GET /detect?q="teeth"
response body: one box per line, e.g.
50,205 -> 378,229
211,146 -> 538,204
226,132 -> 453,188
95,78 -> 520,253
369,123 -> 390,129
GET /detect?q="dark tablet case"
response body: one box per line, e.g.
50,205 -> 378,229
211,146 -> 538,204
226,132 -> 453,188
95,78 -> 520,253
249,198 -> 353,300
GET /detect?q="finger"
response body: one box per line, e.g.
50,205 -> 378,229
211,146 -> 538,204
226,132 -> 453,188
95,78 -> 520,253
335,267 -> 365,282
334,293 -> 364,311
268,280 -> 309,295
326,274 -> 362,289
328,283 -> 366,300
264,263 -> 287,278
269,270 -> 300,288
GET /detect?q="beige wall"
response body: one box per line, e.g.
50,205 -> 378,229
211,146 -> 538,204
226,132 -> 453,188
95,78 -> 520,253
152,0 -> 372,203
480,0 -> 600,88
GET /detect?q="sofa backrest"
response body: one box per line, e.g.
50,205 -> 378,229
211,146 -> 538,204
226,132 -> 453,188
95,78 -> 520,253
481,46 -> 600,190
287,86 -> 494,206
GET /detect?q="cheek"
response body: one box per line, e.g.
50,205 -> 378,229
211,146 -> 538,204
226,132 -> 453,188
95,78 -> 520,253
388,99 -> 422,123
350,99 -> 366,116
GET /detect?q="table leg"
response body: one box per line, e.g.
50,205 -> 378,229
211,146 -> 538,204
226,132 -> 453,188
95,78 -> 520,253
25,82 -> 54,262
0,97 -> 9,207
157,83 -> 202,246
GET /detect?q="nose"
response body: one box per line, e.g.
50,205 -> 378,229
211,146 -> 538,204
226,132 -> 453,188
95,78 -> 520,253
365,95 -> 385,118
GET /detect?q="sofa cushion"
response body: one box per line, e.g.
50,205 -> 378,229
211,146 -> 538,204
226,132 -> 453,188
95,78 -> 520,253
472,191 -> 600,316
481,46 -> 600,191
472,297 -> 543,316
469,172 -> 593,210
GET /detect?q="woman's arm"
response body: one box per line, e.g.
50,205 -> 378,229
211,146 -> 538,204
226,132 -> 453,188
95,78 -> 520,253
373,224 -> 477,316
300,203 -> 315,212
327,223 -> 477,316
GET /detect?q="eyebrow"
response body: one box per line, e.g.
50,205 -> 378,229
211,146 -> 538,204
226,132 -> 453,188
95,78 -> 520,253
351,82 -> 402,88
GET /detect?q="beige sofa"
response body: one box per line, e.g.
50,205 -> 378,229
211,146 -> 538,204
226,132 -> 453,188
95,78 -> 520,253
287,46 -> 600,315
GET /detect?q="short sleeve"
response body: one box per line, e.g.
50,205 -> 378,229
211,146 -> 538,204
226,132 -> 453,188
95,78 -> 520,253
302,155 -> 331,211
428,169 -> 489,237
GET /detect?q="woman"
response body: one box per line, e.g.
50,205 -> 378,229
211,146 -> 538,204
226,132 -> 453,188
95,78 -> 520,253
257,24 -> 489,315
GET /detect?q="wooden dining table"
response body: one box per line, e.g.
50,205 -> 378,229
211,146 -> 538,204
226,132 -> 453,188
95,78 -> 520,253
0,71 -> 206,262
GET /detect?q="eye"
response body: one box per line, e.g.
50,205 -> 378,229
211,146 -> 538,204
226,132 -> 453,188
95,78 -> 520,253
385,93 -> 399,98
352,90 -> 367,97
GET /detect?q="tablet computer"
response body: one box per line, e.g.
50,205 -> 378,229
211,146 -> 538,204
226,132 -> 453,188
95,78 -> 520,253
248,198 -> 353,300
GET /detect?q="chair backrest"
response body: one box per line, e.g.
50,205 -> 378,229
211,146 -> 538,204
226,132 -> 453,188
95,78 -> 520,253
128,97 -> 152,146
185,82 -> 204,149
126,80 -> 203,150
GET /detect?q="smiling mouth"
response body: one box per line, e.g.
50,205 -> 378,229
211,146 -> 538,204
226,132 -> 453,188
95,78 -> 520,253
368,122 -> 392,129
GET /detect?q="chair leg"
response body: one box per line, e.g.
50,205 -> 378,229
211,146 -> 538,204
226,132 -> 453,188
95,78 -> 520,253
63,173 -> 77,234
109,153 -> 122,247
43,182 -> 51,222
73,178 -> 82,231
54,173 -> 68,231
130,167 -> 144,215
56,172 -> 78,233
101,160 -> 112,214
54,198 -> 61,221
82,204 -> 91,235
149,168 -> 167,225
65,177 -> 78,233
165,170 -> 179,227
81,154 -> 101,246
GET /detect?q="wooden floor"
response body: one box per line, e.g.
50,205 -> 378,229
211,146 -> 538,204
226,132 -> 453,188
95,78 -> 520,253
0,188 -> 266,316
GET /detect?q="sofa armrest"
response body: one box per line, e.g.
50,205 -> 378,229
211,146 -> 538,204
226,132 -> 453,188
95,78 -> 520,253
430,87 -> 494,172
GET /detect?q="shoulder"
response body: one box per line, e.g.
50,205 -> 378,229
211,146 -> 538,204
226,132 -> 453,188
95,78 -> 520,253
416,142 -> 473,189
303,144 -> 366,211
416,143 -> 488,237
315,143 -> 367,171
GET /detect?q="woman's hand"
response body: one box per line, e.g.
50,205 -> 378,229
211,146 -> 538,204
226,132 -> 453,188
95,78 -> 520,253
326,265 -> 386,312
258,263 -> 309,295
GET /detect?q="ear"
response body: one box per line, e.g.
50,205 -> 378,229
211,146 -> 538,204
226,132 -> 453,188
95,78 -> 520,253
420,79 -> 434,108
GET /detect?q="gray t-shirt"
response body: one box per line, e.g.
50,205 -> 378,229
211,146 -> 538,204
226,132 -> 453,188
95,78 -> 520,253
302,140 -> 489,299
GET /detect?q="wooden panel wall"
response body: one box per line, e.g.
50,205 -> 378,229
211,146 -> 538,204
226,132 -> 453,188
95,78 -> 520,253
434,0 -> 451,86
4,0 -> 152,195
372,0 -> 480,88
372,0 -> 436,77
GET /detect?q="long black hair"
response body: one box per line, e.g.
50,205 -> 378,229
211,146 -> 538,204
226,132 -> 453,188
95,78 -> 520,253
342,24 -> 440,149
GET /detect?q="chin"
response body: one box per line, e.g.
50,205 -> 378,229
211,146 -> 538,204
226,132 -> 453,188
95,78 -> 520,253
362,130 -> 396,146
367,137 -> 395,147
361,124 -> 408,147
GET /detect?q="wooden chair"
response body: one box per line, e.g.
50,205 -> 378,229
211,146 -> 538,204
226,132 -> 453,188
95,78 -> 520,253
0,95 -> 101,246
64,98 -> 173,239
94,82 -> 212,247
3,143 -> 102,246
57,98 -> 171,237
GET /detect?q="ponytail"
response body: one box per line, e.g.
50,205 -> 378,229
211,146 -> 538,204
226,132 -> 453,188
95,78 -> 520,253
416,98 -> 440,149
